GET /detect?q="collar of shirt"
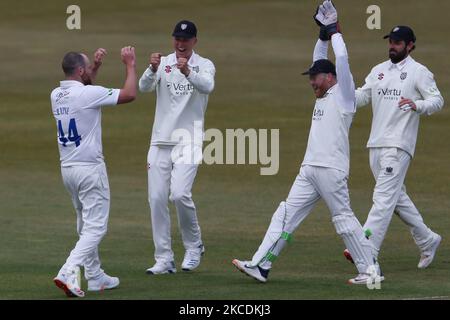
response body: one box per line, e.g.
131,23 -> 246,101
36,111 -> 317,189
166,51 -> 198,66
60,80 -> 84,88
320,83 -> 337,98
388,55 -> 413,71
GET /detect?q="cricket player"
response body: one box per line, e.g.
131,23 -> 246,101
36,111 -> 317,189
51,47 -> 137,297
344,26 -> 444,268
232,1 -> 382,285
139,20 -> 215,274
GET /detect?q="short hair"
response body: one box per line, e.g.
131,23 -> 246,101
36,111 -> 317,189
62,52 -> 85,76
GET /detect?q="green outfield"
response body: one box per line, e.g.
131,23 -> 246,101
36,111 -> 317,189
0,0 -> 449,299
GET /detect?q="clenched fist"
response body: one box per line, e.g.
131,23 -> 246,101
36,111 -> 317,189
121,46 -> 136,67
93,48 -> 107,69
177,57 -> 190,76
150,53 -> 162,73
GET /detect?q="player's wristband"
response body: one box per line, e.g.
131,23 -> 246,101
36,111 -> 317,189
319,26 -> 329,41
323,22 -> 341,40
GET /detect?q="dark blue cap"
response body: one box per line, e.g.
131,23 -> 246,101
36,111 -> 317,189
302,59 -> 336,76
172,20 -> 197,39
384,26 -> 416,43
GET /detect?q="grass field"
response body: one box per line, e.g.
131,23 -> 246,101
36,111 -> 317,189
0,0 -> 449,299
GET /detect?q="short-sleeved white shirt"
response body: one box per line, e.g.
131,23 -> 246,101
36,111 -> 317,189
50,80 -> 120,167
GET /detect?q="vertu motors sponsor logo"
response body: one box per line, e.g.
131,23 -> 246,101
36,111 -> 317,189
166,82 -> 194,95
377,88 -> 402,101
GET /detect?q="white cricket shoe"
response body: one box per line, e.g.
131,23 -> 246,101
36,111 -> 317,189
232,259 -> 269,283
146,261 -> 177,275
418,234 -> 442,269
182,244 -> 205,271
88,274 -> 120,291
53,266 -> 85,298
348,273 -> 385,285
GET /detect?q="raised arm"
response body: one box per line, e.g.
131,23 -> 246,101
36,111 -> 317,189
331,33 -> 355,110
139,53 -> 162,93
315,0 -> 355,112
89,48 -> 107,83
312,1 -> 332,62
313,39 -> 329,62
176,57 -> 215,94
185,60 -> 215,94
117,46 -> 137,104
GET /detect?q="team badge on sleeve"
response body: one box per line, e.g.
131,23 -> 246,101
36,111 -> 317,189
384,167 -> 394,175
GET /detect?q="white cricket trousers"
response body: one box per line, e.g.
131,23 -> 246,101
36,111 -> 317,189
283,165 -> 359,232
147,144 -> 202,263
60,162 -> 110,281
363,147 -> 435,255
251,165 -> 376,275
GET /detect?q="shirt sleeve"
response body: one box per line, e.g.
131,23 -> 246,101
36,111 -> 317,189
355,68 -> 375,109
139,65 -> 160,92
313,39 -> 329,62
83,85 -> 120,109
414,66 -> 444,115
331,33 -> 355,113
186,59 -> 215,94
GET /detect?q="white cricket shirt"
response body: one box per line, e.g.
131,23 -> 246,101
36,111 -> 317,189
50,80 -> 120,167
355,55 -> 444,157
139,52 -> 216,145
302,34 -> 356,175
139,51 -> 215,146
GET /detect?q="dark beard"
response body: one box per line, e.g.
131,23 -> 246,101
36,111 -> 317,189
389,47 -> 408,64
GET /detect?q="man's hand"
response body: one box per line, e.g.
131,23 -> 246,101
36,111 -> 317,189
398,97 -> 417,111
150,53 -> 162,73
121,46 -> 136,67
314,1 -> 340,41
314,0 -> 337,26
89,48 -> 107,83
93,48 -> 107,70
177,57 -> 190,76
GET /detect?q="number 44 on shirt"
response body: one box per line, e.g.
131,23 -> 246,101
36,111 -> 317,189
58,118 -> 81,147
